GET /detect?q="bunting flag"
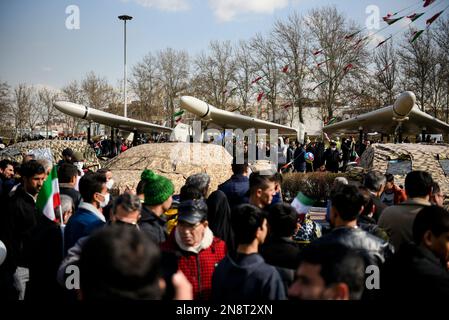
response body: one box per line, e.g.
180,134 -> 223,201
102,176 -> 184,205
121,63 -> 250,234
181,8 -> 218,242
230,87 -> 238,95
382,12 -> 394,20
375,36 -> 392,48
383,16 -> 404,25
343,63 -> 353,73
282,65 -> 289,73
344,30 -> 361,40
312,80 -> 328,91
256,92 -> 264,102
172,110 -> 184,118
317,59 -> 330,67
324,116 -> 337,125
378,62 -> 393,74
222,89 -> 228,95
282,102 -> 292,109
410,30 -> 424,43
407,12 -> 424,22
251,76 -> 263,84
426,11 -> 444,26
423,0 -> 436,8
36,166 -> 61,222
313,49 -> 323,55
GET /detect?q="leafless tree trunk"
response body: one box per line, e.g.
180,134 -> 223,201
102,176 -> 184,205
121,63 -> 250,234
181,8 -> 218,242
398,30 -> 435,112
272,11 -> 311,125
38,88 -> 60,138
61,80 -> 85,134
193,40 -> 236,109
157,48 -> 189,127
306,5 -> 368,119
374,41 -> 398,106
234,40 -> 257,116
249,33 -> 281,122
10,84 -> 34,140
131,53 -> 162,121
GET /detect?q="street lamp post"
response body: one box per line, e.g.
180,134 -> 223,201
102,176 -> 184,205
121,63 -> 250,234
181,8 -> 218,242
118,15 -> 133,118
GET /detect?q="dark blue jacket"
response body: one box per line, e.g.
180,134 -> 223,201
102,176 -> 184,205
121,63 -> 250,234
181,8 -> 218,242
64,206 -> 105,253
212,253 -> 286,301
218,174 -> 249,208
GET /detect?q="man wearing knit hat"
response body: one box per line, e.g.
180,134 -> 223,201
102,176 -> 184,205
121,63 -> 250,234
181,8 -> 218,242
138,169 -> 174,244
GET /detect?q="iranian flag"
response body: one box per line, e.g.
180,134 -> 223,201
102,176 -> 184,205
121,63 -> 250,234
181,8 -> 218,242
36,166 -> 61,222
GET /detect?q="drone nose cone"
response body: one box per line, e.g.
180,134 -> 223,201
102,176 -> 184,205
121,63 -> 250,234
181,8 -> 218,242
54,101 -> 87,118
393,91 -> 416,118
180,96 -> 210,118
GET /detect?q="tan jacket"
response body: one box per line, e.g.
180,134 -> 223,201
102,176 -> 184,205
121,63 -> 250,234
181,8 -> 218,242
378,198 -> 431,251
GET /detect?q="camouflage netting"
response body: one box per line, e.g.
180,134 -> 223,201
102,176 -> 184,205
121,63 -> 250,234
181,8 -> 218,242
105,142 -> 233,194
0,140 -> 100,170
360,143 -> 449,196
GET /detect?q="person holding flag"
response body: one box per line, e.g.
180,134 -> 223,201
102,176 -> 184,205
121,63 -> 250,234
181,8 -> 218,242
2,160 -> 46,300
23,166 -> 72,300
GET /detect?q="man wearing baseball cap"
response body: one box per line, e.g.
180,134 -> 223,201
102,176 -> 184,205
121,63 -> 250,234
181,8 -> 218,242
161,199 -> 226,300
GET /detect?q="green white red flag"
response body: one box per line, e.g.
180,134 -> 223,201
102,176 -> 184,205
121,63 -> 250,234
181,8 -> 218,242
36,166 -> 61,222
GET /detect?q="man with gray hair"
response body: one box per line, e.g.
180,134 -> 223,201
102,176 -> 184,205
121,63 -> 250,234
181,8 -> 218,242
363,171 -> 387,222
185,173 -> 210,198
59,194 -> 74,225
110,193 -> 142,226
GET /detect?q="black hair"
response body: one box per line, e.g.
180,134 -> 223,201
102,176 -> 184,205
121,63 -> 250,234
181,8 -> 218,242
57,163 -> 79,183
79,225 -> 162,300
231,159 -> 249,175
358,186 -> 374,217
249,171 -> 275,194
385,173 -> 394,183
232,204 -> 267,245
271,172 -> 283,184
136,179 -> 147,196
330,184 -> 364,221
363,171 -> 386,193
267,203 -> 297,237
179,184 -> 203,202
97,168 -> 112,175
18,160 -> 45,178
297,243 -> 365,300
405,171 -> 433,198
431,182 -> 441,195
0,159 -> 13,171
413,205 -> 449,244
79,172 -> 107,203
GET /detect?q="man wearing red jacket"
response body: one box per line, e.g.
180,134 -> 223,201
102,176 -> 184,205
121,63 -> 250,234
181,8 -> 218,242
160,199 -> 226,300
381,173 -> 407,206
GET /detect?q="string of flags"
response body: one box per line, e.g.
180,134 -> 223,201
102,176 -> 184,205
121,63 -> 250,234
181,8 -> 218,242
218,0 -> 448,105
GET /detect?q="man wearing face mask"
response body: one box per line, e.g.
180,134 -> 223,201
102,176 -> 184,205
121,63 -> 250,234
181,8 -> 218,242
97,169 -> 115,222
64,172 -> 108,253
323,141 -> 341,173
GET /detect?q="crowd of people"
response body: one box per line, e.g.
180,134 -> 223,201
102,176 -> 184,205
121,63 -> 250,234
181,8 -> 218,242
0,142 -> 448,301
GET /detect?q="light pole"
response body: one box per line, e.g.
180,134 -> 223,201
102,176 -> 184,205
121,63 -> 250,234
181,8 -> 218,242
118,15 -> 133,118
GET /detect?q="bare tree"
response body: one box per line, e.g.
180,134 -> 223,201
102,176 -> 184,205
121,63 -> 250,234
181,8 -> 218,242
81,71 -> 115,110
130,53 -> 162,121
306,5 -> 369,119
249,33 -> 282,121
38,88 -> 60,138
434,18 -> 449,122
373,41 -> 398,106
193,40 -> 236,109
272,11 -> 311,125
157,48 -> 189,127
233,40 -> 258,116
61,80 -> 85,134
9,84 -> 37,139
398,29 -> 435,112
